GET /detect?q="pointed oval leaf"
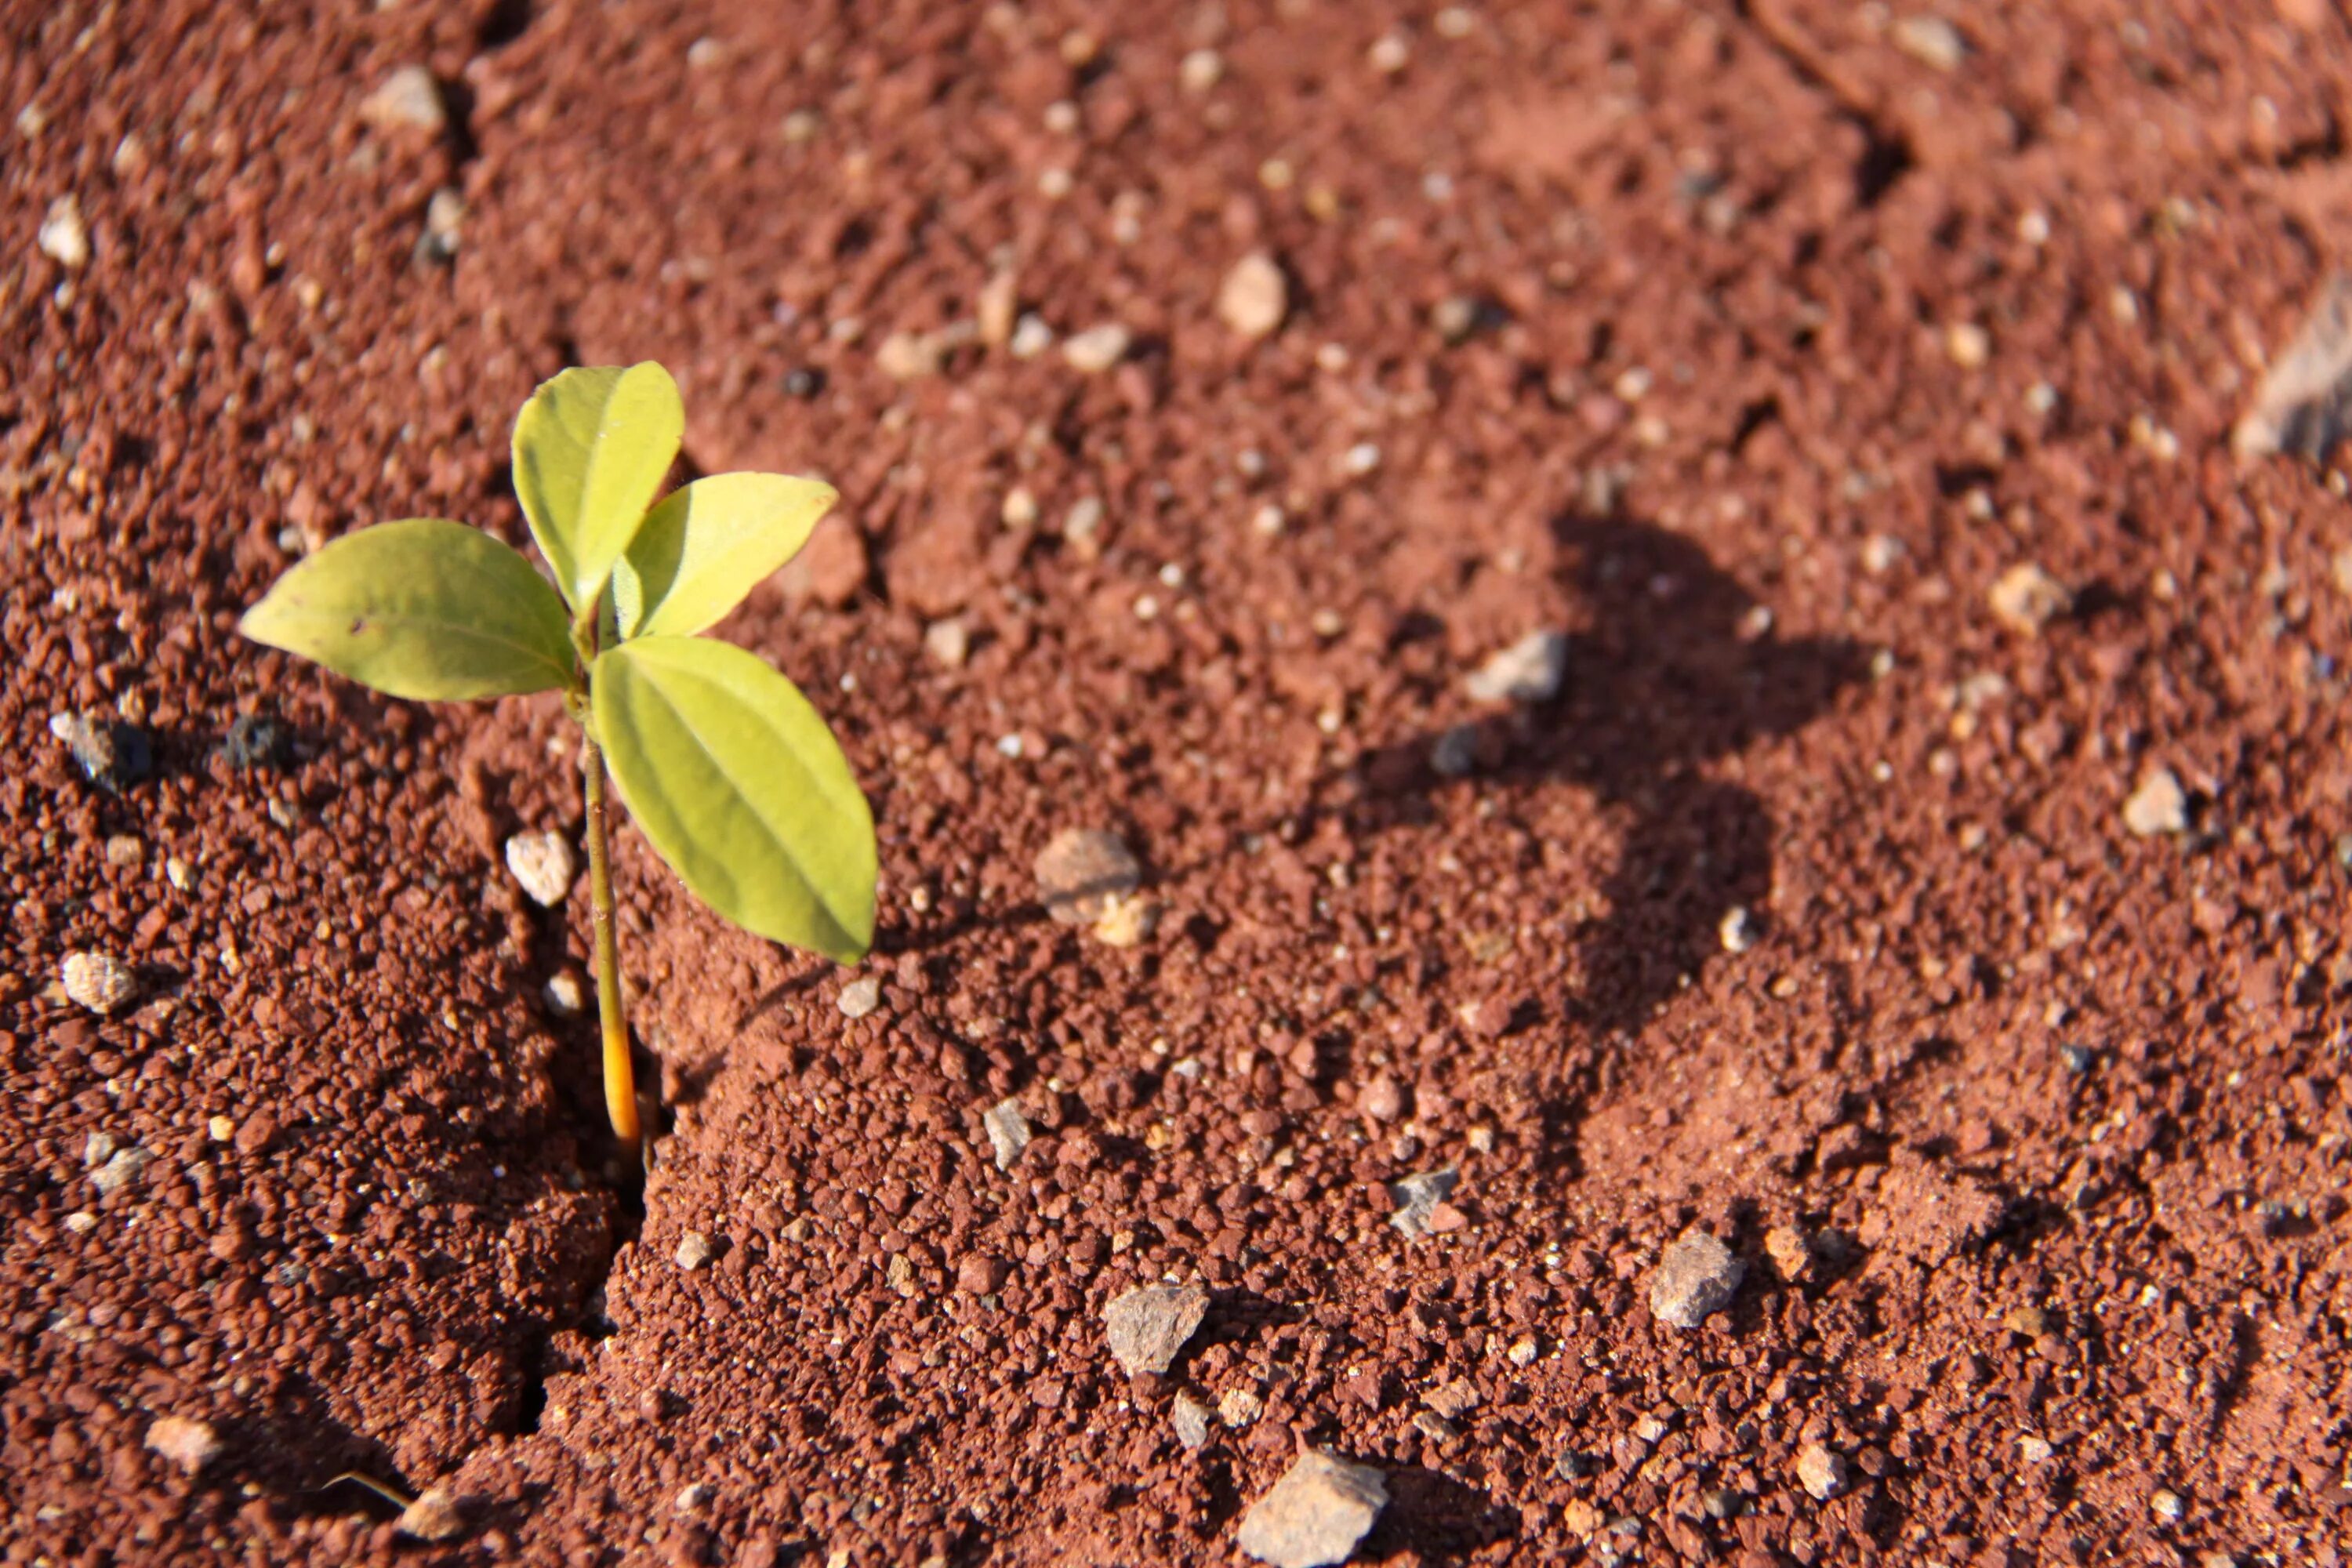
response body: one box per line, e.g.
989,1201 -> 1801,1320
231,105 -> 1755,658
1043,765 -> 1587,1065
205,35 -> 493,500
511,362 -> 684,609
593,637 -> 875,960
618,473 -> 839,638
238,519 -> 576,699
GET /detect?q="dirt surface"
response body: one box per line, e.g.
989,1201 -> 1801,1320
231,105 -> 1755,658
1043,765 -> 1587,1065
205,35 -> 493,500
6,1 -> 2352,1564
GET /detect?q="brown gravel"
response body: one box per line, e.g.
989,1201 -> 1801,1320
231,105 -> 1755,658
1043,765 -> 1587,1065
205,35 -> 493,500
8,2 -> 2352,1566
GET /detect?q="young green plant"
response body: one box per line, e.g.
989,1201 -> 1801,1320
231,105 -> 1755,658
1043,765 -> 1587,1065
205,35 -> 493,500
240,363 -> 876,1162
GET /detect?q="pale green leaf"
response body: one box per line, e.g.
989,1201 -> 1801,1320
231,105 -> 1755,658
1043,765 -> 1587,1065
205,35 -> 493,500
511,362 -> 684,610
238,519 -> 576,700
593,637 -> 875,960
617,473 -> 838,638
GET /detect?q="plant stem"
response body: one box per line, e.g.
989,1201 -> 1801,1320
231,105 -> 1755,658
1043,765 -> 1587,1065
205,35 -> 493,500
579,727 -> 641,1164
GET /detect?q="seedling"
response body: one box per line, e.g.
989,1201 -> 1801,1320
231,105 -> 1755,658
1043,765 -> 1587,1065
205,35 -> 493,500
241,363 -> 876,1161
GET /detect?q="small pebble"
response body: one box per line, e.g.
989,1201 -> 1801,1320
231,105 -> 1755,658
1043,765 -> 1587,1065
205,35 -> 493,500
361,65 -> 448,135
50,711 -> 151,792
1388,1168 -> 1464,1240
1178,48 -> 1225,93
1218,1386 -> 1265,1427
1719,906 -> 1752,953
416,187 -> 463,264
1171,1392 -> 1214,1450
1339,442 -> 1381,477
218,713 -> 292,769
1236,1450 -> 1389,1568
1062,322 -> 1132,374
2018,1436 -> 2055,1465
543,971 -> 586,1016
39,194 -> 90,271
1431,294 -> 1484,344
1987,563 -> 2071,635
1946,320 -> 1991,368
982,1097 -> 1033,1171
64,1211 -> 98,1235
674,1483 -> 713,1514
977,270 -> 1020,347
1091,893 -> 1160,949
397,1486 -> 468,1542
1648,1230 -> 1744,1329
837,975 -> 883,1019
504,831 -> 578,908
1367,34 -> 1411,73
2123,768 -> 2188,837
1429,724 -> 1479,779
1763,1224 -> 1814,1283
675,1230 -> 716,1272
1008,314 -> 1054,359
62,952 -> 136,1015
876,330 -> 942,382
93,1145 -> 153,1199
1465,630 -> 1570,704
1035,828 -> 1142,924
1892,14 -> 1966,71
1358,1074 -> 1406,1123
143,1415 -> 220,1476
2151,1488 -> 2187,1522
1102,1281 -> 1210,1377
1218,252 -> 1289,341
1795,1441 -> 1850,1501
924,618 -> 971,669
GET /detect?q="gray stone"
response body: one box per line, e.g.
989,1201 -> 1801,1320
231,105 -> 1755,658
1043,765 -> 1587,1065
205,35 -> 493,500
90,1146 -> 153,1198
1236,1450 -> 1388,1568
50,712 -> 151,792
1035,828 -> 1142,924
2238,274 -> 2352,463
1649,1230 -> 1744,1328
1102,1281 -> 1209,1376
1387,1168 -> 1460,1240
837,975 -> 882,1019
982,1098 -> 1033,1171
1465,630 -> 1569,704
1171,1392 -> 1214,1450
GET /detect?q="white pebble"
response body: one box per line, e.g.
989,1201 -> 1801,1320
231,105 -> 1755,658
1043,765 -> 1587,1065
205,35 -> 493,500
837,975 -> 882,1019
1062,322 -> 1132,374
61,951 -> 135,1014
38,195 -> 89,268
504,830 -> 579,908
2123,768 -> 2188,838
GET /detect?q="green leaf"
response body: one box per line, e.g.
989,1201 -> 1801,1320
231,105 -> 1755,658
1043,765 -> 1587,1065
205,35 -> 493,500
238,519 -> 576,700
615,473 -> 838,638
511,362 -> 684,611
593,637 -> 875,960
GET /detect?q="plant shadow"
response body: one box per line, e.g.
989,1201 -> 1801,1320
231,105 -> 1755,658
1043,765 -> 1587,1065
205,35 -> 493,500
1352,510 -> 1864,1146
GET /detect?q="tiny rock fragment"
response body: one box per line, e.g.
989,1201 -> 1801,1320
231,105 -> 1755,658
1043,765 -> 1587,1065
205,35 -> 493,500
2124,768 -> 2188,837
1171,1391 -> 1214,1450
1218,252 -> 1289,341
1719,906 -> 1752,954
1892,15 -> 1967,71
1358,1074 -> 1406,1123
1795,1441 -> 1850,1501
1465,630 -> 1570,704
674,1483 -> 713,1514
1035,827 -> 1142,924
38,194 -> 89,268
1763,1224 -> 1815,1283
91,1146 -> 154,1197
982,1097 -> 1033,1171
1413,1410 -> 1458,1443
64,1210 -> 98,1235
62,952 -> 136,1014
2236,274 -> 2352,462
954,1253 -> 1005,1295
397,1486 -> 469,1543
1008,314 -> 1054,359
1649,1230 -> 1744,1329
219,713 -> 292,770
2151,1488 -> 2187,1522
2018,1435 -> 2055,1465
414,188 -> 464,266
876,330 -> 942,382
1235,1450 -> 1389,1568
1431,294 -> 1484,345
361,65 -> 448,135
1091,892 -> 1160,949
1102,1281 -> 1210,1377
143,1415 -> 220,1475
1388,1168 -> 1462,1240
1422,1377 -> 1479,1421
977,271 -> 1020,347
675,1230 -> 716,1272
504,830 -> 578,908
1062,322 -> 1132,374
1987,563 -> 2071,635
1219,1386 -> 1265,1427
1179,48 -> 1225,93
1429,724 -> 1479,779
837,975 -> 882,1019
51,712 -> 152,792
543,971 -> 586,1016
924,617 -> 971,669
